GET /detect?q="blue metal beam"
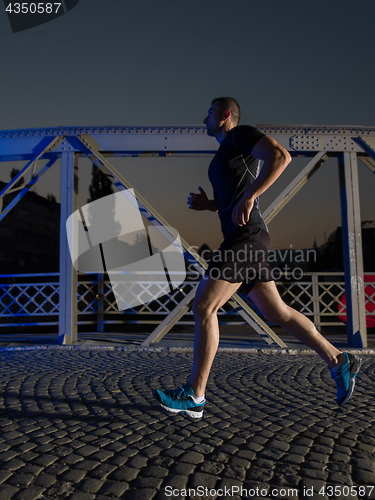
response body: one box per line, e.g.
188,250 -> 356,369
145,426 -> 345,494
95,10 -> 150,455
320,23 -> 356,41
1,125 -> 375,159
59,152 -> 78,345
339,152 -> 367,347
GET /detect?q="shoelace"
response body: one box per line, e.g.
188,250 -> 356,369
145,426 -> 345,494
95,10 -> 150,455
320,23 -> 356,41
331,370 -> 343,386
331,362 -> 349,385
166,386 -> 189,401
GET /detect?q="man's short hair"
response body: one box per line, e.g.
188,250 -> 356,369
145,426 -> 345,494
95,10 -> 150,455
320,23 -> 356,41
211,97 -> 241,125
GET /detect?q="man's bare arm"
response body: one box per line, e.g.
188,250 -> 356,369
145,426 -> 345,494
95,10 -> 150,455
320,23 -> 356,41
231,135 -> 291,226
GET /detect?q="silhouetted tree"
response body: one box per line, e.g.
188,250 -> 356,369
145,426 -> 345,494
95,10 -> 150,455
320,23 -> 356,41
86,163 -> 120,235
87,164 -> 113,203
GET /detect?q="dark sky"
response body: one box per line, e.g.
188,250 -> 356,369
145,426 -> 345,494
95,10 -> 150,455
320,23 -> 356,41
0,0 -> 374,250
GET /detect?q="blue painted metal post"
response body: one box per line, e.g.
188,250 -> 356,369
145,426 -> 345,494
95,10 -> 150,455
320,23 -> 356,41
59,152 -> 78,344
338,152 -> 367,347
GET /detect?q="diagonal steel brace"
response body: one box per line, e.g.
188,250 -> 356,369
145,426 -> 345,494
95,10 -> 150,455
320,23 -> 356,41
263,151 -> 327,224
0,136 -> 64,220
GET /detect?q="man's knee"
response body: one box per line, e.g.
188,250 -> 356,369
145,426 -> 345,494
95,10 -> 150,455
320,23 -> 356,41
192,298 -> 217,319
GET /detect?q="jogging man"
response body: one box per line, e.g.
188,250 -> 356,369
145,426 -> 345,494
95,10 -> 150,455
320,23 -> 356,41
153,97 -> 362,418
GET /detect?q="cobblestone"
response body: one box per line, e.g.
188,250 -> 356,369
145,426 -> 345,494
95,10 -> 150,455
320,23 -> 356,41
0,347 -> 374,499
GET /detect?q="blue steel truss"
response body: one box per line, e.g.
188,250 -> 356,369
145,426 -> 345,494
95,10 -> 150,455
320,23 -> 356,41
1,125 -> 374,347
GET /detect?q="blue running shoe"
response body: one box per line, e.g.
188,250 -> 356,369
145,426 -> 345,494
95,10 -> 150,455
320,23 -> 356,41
153,383 -> 205,419
331,352 -> 362,406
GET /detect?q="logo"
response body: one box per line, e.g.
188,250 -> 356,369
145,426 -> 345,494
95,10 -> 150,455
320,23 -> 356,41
66,189 -> 186,311
4,0 -> 80,33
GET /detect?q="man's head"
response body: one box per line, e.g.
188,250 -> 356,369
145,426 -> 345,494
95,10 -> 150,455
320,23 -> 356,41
211,97 -> 241,126
203,97 -> 241,139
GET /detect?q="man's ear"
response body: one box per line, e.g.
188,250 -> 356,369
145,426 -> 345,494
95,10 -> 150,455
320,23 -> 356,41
223,110 -> 231,122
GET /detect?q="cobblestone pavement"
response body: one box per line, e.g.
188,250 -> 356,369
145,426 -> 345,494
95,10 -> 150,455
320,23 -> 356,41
0,347 -> 374,500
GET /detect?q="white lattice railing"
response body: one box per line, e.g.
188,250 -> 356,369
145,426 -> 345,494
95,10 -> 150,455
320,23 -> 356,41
0,272 -> 374,329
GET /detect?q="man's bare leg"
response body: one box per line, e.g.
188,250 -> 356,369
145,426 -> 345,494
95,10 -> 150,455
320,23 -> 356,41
249,280 -> 343,369
188,276 -> 242,397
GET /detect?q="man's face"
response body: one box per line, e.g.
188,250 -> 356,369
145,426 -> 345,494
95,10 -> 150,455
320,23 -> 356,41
203,102 -> 224,137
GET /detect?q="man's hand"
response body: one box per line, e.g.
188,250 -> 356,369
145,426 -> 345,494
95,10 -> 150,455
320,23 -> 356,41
231,194 -> 254,226
188,186 -> 209,211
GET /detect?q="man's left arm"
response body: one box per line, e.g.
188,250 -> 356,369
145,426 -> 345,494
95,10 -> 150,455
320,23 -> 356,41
232,135 -> 291,226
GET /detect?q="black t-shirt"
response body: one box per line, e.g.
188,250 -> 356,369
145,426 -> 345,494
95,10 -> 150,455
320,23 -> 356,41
208,125 -> 267,239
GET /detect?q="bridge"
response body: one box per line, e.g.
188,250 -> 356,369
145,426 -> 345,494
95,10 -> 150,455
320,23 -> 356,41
0,124 -> 374,347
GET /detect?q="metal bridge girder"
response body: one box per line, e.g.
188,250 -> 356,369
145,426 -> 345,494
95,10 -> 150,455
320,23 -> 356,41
1,125 -> 375,157
339,152 -> 367,347
59,151 -> 79,345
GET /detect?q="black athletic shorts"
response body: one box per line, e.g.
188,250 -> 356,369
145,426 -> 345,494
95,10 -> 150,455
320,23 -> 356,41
204,226 -> 274,295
